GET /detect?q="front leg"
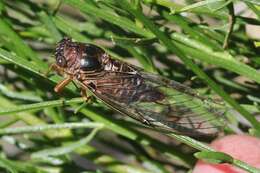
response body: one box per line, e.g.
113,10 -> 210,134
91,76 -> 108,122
45,63 -> 64,77
54,76 -> 73,93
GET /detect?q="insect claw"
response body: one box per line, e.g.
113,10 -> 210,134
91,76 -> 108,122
74,102 -> 88,114
142,118 -> 151,125
45,64 -> 54,77
45,64 -> 55,76
74,90 -> 93,114
46,63 -> 64,77
83,96 -> 93,103
81,89 -> 93,103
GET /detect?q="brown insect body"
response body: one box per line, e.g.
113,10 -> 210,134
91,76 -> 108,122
55,38 -> 164,104
53,37 -> 225,136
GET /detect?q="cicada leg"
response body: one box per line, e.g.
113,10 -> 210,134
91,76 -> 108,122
80,88 -> 93,103
45,63 -> 64,77
74,89 -> 93,114
54,76 -> 73,93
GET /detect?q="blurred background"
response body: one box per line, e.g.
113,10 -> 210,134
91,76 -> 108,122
0,0 -> 259,173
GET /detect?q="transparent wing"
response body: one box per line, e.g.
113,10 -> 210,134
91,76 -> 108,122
85,70 -> 226,137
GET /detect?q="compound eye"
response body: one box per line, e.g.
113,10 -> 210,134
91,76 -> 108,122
80,56 -> 101,71
56,56 -> 67,67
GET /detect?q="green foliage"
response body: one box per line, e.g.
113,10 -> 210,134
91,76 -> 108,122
0,0 -> 260,173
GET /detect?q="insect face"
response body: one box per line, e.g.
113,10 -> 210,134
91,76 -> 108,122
54,37 -> 71,68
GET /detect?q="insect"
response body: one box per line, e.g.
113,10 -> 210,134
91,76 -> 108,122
51,37 -> 225,136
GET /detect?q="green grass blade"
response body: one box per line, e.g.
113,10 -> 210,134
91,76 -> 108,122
31,127 -> 101,158
0,97 -> 84,116
241,0 -> 260,6
0,18 -> 43,64
0,122 -> 103,135
37,10 -> 62,42
63,0 -> 154,38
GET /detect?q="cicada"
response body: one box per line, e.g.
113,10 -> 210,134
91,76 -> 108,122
52,37 -> 225,136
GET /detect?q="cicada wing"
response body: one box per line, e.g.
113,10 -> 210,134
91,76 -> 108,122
90,91 -> 150,123
139,72 -> 205,99
86,71 -> 226,137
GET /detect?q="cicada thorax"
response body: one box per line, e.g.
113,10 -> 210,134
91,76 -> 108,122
78,52 -> 165,104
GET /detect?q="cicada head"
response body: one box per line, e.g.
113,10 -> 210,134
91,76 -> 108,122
54,37 -> 106,74
54,37 -> 72,68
